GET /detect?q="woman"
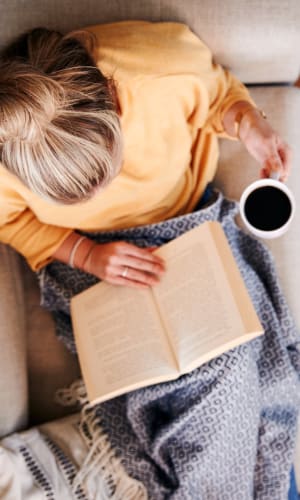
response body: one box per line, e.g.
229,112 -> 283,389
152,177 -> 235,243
0,22 -> 290,283
0,22 -> 298,499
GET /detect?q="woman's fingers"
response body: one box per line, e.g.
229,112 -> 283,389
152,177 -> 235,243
115,242 -> 166,277
88,241 -> 166,287
238,108 -> 292,182
114,265 -> 161,286
278,142 -> 292,180
108,275 -> 151,289
263,152 -> 284,179
111,244 -> 166,286
117,254 -> 165,275
118,242 -> 165,265
263,142 -> 292,181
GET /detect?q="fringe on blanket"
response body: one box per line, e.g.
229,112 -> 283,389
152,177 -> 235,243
55,380 -> 148,500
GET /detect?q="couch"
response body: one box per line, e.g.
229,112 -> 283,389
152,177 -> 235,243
0,0 -> 299,493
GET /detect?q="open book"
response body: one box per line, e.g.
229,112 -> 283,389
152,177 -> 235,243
70,221 -> 263,405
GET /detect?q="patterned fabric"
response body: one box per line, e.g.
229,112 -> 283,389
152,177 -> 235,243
38,191 -> 300,499
0,413 -> 146,499
0,426 -> 87,499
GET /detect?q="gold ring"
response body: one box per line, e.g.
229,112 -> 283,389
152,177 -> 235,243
122,266 -> 128,278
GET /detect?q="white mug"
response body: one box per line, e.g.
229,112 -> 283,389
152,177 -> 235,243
239,172 -> 296,239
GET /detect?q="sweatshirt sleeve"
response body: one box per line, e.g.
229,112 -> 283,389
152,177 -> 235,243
184,26 -> 256,137
0,180 -> 72,271
203,65 -> 257,138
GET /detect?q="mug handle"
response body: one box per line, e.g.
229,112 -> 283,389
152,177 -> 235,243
270,171 -> 280,180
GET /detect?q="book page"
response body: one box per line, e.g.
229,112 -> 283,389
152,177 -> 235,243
210,222 -> 263,335
71,284 -> 178,404
153,222 -> 263,372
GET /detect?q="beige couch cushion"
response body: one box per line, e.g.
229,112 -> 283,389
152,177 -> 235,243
216,85 -> 300,328
23,264 -> 81,425
0,246 -> 28,437
0,0 -> 299,83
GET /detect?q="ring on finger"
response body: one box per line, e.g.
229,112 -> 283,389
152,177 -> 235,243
122,266 -> 129,278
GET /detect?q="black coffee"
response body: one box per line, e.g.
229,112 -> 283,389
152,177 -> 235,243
244,186 -> 292,231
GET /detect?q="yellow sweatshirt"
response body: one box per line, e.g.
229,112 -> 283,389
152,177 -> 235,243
0,21 -> 254,270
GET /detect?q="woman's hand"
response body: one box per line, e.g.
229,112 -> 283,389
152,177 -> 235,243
238,107 -> 292,182
83,241 -> 166,289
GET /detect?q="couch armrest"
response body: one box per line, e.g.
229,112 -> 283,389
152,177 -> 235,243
0,244 -> 28,437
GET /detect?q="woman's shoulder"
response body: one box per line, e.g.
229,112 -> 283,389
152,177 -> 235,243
79,21 -> 212,81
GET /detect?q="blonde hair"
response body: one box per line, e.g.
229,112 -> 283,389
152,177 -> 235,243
0,28 -> 123,204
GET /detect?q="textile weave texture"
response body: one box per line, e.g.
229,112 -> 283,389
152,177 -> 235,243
38,192 -> 300,499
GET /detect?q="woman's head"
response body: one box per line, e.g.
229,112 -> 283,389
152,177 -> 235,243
0,28 -> 123,204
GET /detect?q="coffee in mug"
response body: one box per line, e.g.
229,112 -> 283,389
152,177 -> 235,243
239,175 -> 295,239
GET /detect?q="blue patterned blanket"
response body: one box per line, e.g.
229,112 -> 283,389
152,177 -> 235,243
38,191 -> 300,499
